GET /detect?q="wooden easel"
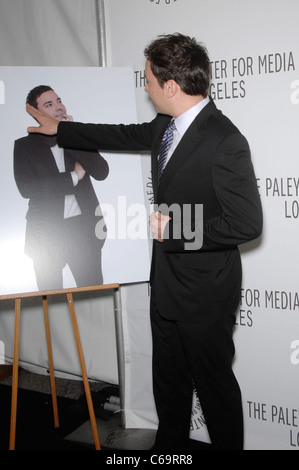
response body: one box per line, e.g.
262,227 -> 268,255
0,283 -> 119,451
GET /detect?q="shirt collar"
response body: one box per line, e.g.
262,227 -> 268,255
174,96 -> 210,137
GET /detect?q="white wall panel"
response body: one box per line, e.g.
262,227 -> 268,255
104,0 -> 299,450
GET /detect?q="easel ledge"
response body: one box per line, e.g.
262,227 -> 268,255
0,283 -> 119,300
0,283 -> 120,451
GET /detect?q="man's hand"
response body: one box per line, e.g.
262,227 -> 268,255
74,162 -> 86,181
150,211 -> 171,242
26,103 -> 59,135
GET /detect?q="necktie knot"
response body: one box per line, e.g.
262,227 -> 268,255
158,119 -> 176,181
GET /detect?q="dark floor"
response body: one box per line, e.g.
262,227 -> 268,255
0,367 -> 211,452
0,367 -> 121,450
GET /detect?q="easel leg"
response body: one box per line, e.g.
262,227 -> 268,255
67,293 -> 101,450
113,288 -> 126,428
42,296 -> 59,428
9,298 -> 21,450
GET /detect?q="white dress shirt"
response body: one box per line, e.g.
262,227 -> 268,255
51,144 -> 82,218
164,96 -> 210,166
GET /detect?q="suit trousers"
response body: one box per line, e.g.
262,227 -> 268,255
33,215 -> 103,291
150,288 -> 244,450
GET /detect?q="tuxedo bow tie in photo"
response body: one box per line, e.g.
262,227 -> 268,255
158,119 -> 176,181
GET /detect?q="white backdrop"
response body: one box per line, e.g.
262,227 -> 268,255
0,0 -> 100,66
104,0 -> 299,450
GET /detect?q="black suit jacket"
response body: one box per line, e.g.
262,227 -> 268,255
14,133 -> 109,261
57,99 -> 263,322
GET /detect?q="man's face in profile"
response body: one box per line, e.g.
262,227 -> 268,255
36,90 -> 68,121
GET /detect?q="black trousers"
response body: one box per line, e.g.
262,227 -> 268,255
33,215 -> 103,291
150,289 -> 244,450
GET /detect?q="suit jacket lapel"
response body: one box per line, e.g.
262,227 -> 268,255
157,100 -> 215,200
29,135 -> 61,173
64,149 -> 74,172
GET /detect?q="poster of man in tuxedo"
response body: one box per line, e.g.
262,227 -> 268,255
0,66 -> 150,295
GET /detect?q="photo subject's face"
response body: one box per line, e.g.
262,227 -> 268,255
36,90 -> 68,121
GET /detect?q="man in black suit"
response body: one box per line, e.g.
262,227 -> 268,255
26,34 -> 263,449
14,85 -> 109,291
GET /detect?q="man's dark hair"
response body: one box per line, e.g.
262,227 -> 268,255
26,85 -> 53,108
144,33 -> 210,97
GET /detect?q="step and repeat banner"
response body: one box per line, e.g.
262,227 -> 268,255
104,0 -> 299,450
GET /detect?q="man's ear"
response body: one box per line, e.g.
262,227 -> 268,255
165,79 -> 179,98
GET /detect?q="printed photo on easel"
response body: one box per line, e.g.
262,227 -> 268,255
0,67 -> 150,296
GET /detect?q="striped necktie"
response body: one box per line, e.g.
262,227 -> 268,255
158,119 -> 176,181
